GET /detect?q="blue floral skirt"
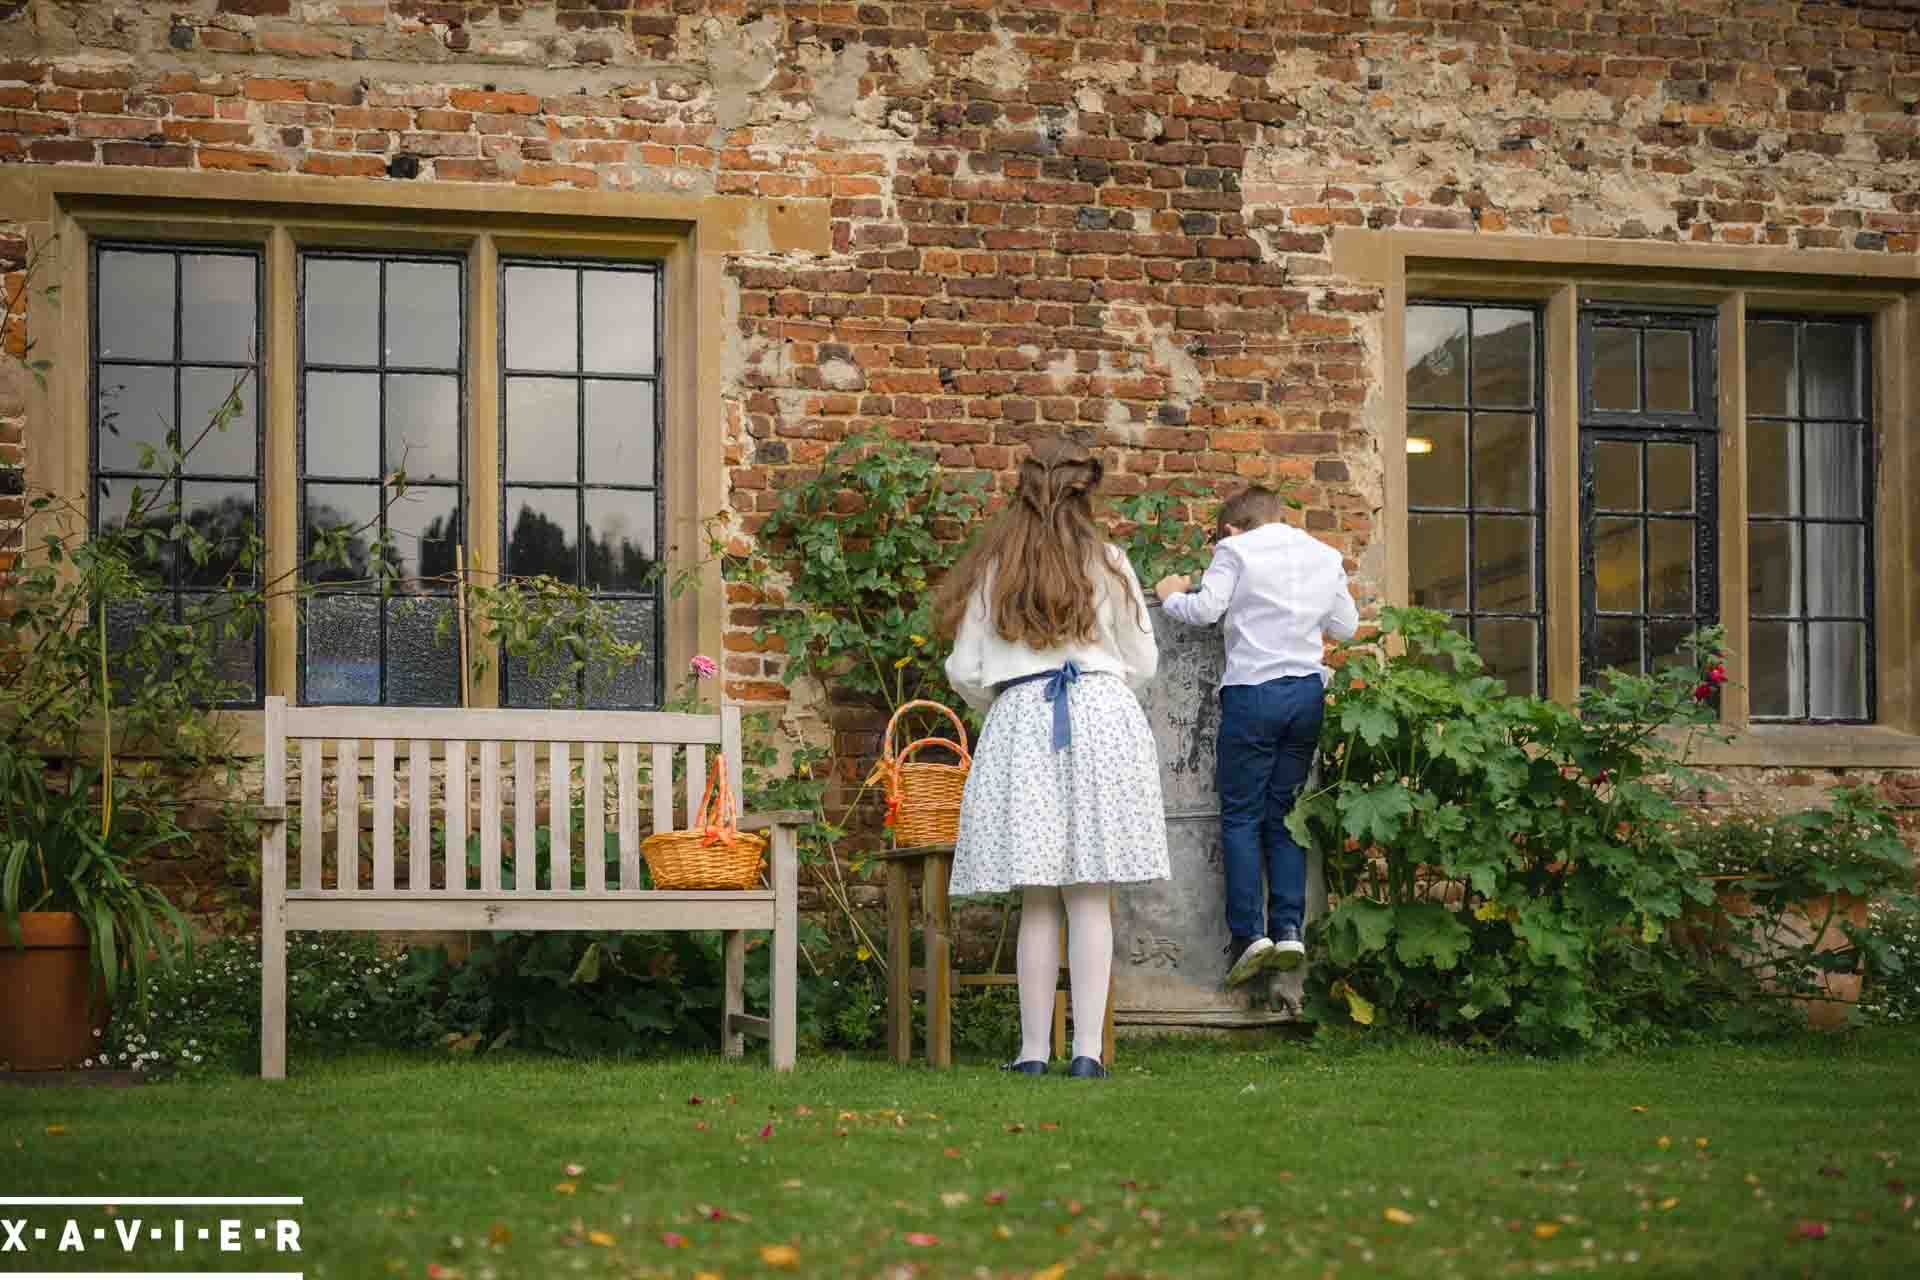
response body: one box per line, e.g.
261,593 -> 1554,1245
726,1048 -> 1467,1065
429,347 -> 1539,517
949,673 -> 1171,896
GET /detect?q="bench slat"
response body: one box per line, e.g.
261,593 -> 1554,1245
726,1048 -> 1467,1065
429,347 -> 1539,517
281,706 -> 724,745
652,743 -> 673,835
445,741 -> 467,890
299,740 -> 321,893
583,742 -> 604,895
515,742 -> 536,894
480,740 -> 502,893
337,739 -> 358,893
549,741 -> 570,895
408,741 -> 429,892
372,739 -> 395,893
284,893 -> 776,935
686,744 -> 704,832
618,743 -> 640,891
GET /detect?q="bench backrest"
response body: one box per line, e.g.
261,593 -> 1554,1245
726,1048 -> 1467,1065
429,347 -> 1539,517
261,697 -> 744,895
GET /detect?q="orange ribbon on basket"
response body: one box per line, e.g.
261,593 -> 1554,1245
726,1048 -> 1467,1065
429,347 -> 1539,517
865,757 -> 903,828
696,753 -> 743,848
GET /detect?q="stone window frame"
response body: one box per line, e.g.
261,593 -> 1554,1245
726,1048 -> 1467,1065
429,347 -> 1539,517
14,169 -> 830,751
1335,228 -> 1920,769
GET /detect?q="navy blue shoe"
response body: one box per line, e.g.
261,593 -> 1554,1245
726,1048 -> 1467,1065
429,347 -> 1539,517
1067,1056 -> 1108,1079
1000,1059 -> 1047,1075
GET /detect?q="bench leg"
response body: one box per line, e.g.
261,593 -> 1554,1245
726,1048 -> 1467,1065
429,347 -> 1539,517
260,909 -> 286,1081
770,824 -> 798,1071
721,930 -> 746,1059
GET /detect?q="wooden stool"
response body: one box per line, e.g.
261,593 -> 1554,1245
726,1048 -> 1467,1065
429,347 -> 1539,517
874,843 -> 1116,1070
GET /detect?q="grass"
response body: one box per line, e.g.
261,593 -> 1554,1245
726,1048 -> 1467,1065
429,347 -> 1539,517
5,1032 -> 1920,1278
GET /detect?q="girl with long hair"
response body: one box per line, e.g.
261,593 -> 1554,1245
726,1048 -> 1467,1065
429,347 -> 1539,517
935,436 -> 1169,1078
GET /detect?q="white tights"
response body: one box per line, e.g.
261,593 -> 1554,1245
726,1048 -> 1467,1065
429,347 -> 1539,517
1016,883 -> 1113,1063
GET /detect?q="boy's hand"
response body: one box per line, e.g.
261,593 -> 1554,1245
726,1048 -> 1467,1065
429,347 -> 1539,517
1154,574 -> 1191,602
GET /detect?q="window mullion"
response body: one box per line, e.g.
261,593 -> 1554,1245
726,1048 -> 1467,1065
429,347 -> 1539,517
265,228 -> 299,700
1716,291 -> 1751,728
1544,284 -> 1581,705
467,233 -> 501,709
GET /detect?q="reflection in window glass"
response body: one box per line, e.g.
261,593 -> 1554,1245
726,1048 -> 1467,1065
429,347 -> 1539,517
1746,315 -> 1873,723
298,251 -> 464,706
1405,302 -> 1545,694
501,260 -> 664,708
92,243 -> 263,706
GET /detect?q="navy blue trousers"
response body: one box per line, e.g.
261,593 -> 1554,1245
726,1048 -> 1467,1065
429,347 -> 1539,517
1217,675 -> 1323,947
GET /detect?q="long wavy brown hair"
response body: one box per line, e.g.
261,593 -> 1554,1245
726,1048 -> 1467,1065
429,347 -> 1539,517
934,436 -> 1140,647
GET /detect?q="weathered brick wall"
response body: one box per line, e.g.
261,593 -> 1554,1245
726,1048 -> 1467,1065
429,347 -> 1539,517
3,1 -> 1919,924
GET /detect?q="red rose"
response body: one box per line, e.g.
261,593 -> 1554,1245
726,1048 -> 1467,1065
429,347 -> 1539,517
1707,664 -> 1727,685
1692,682 -> 1713,702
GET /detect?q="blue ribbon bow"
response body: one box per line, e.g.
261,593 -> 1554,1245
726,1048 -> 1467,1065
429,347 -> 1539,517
1042,660 -> 1080,753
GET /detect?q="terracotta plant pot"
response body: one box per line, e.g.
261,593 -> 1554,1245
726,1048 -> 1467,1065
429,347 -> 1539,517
0,912 -> 106,1070
1676,878 -> 1869,1030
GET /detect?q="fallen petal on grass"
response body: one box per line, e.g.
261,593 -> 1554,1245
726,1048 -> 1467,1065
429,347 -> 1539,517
759,1243 -> 800,1267
1383,1207 -> 1416,1225
659,1232 -> 689,1249
902,1232 -> 939,1246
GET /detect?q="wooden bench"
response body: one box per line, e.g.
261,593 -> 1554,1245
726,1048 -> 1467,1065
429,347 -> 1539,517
257,697 -> 805,1078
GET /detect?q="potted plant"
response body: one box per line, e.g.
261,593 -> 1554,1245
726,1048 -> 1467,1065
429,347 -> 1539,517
1,760 -> 191,1069
1674,788 -> 1913,1027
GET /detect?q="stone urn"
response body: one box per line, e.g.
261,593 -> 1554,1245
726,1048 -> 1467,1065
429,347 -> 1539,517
1109,604 -> 1324,1030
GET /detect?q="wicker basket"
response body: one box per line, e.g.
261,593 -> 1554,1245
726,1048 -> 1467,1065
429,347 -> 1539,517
641,754 -> 768,891
867,700 -> 971,847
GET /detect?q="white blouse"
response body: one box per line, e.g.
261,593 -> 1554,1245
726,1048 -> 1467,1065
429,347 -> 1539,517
944,545 -> 1159,713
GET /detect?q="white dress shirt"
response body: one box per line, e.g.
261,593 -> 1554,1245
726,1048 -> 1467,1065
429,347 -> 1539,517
944,544 -> 1159,713
1160,521 -> 1359,687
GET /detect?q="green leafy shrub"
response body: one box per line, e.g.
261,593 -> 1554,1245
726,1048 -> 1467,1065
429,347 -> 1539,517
1288,606 -> 1738,1051
733,430 -> 986,712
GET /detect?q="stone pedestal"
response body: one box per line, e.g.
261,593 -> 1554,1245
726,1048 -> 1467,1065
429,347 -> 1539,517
1110,605 -> 1325,1028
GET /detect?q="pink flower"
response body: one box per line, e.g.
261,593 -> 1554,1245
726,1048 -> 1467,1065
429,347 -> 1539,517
690,654 -> 718,679
1707,664 -> 1727,685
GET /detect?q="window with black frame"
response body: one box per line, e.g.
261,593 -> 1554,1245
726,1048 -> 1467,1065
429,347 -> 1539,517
1404,302 -> 1547,694
1745,316 -> 1873,722
498,259 -> 663,709
91,243 -> 263,706
297,250 -> 465,706
1578,307 -> 1719,681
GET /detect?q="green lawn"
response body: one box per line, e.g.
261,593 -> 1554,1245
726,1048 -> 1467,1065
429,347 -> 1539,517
5,1033 -> 1919,1278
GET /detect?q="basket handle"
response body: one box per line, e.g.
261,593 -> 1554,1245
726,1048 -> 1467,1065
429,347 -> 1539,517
896,737 -> 970,768
882,699 -> 971,764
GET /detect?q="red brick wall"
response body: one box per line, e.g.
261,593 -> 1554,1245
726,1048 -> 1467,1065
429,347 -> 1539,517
5,0 -> 1920,708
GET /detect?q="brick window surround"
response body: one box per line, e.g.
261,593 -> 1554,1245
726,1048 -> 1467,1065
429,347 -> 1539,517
1339,228 -> 1920,770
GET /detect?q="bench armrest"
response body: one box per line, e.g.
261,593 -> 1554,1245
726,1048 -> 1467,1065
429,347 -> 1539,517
739,809 -> 812,831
